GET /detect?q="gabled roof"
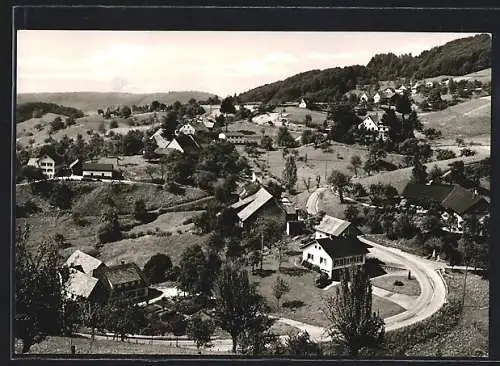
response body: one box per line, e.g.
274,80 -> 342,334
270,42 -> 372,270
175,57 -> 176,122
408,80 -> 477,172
304,237 -> 369,260
65,268 -> 99,299
168,134 -> 201,152
83,163 -> 114,172
64,249 -> 103,275
233,187 -> 274,222
401,183 -> 454,204
441,185 -> 488,215
105,262 -> 147,287
314,215 -> 352,237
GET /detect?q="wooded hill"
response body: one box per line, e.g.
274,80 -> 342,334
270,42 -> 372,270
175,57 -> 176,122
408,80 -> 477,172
238,34 -> 491,104
17,91 -> 218,113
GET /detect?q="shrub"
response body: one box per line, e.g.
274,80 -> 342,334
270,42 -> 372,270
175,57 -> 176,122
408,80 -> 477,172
393,280 -> 404,286
435,149 -> 456,161
177,229 -> 183,234
315,272 -> 331,288
166,231 -> 173,236
110,120 -> 118,128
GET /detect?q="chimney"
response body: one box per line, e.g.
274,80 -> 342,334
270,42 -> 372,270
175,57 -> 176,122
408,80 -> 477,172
120,260 -> 125,265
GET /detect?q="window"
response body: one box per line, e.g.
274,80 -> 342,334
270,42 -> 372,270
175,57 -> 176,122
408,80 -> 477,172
307,253 -> 314,261
320,257 -> 325,264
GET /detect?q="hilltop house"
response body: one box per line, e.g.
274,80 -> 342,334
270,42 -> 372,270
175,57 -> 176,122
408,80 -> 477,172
373,93 -> 381,104
82,163 -> 114,179
27,154 -> 57,179
150,128 -> 170,149
301,236 -> 369,279
314,215 -> 361,240
230,187 -> 284,228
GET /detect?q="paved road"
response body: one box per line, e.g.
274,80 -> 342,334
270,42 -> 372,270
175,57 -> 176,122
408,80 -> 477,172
306,187 -> 327,215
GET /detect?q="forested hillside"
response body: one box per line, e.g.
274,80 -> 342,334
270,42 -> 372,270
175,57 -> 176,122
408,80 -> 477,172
238,34 -> 491,103
16,102 -> 84,123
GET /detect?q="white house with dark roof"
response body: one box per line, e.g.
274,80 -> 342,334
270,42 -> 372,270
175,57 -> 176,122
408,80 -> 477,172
27,154 -> 56,179
301,237 -> 369,278
104,261 -> 149,301
357,115 -> 389,142
373,92 -> 381,104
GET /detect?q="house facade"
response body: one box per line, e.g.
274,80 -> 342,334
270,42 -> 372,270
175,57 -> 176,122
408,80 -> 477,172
373,93 -> 381,104
302,237 -> 368,278
357,115 -> 389,142
27,155 -> 56,179
104,261 -> 149,302
82,163 -> 114,178
222,132 -> 262,145
299,98 -> 310,109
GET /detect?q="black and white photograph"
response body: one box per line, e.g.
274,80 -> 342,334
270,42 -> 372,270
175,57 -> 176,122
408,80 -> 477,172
14,28 -> 491,358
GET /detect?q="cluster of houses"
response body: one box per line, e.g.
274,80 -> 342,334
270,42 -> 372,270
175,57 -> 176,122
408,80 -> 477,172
400,182 -> 489,233
26,155 -> 118,181
63,250 -> 149,304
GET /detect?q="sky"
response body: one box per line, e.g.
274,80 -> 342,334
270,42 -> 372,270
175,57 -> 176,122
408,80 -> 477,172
17,31 -> 481,97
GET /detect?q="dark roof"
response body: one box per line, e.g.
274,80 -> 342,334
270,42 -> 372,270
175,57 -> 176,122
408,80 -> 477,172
441,185 -> 488,215
83,163 -> 114,172
311,237 -> 369,259
401,183 -> 454,204
174,134 -> 201,151
105,262 -> 146,287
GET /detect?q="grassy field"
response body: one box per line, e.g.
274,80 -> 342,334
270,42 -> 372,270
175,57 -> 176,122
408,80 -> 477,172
316,189 -> 360,219
406,270 -> 489,357
276,106 -> 327,126
371,274 -> 421,296
247,143 -> 406,193
20,335 -> 231,355
249,240 -> 405,328
99,232 -> 209,268
128,211 -> 202,236
419,96 -> 491,139
95,155 -> 161,182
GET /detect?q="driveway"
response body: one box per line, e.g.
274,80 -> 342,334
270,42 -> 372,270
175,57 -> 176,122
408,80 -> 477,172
306,187 -> 327,215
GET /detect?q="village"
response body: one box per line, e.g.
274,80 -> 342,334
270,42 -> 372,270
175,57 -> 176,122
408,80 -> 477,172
14,32 -> 490,357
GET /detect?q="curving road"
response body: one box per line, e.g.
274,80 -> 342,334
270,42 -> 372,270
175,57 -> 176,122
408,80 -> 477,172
305,186 -> 448,336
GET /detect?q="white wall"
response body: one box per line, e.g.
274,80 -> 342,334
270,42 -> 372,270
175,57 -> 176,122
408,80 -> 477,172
83,170 -> 113,178
302,244 -> 332,278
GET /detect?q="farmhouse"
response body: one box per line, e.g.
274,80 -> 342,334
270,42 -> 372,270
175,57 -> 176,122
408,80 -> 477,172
150,128 -> 170,149
230,187 -> 284,228
401,183 -> 489,232
104,261 -> 150,302
357,115 -> 390,141
301,237 -> 369,279
314,215 -> 361,240
27,154 -> 57,179
64,249 -> 107,277
82,163 -> 114,179
156,134 -> 201,155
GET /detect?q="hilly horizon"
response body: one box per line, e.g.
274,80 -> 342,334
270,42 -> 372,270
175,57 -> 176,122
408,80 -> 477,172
17,91 -> 218,112
237,33 -> 491,103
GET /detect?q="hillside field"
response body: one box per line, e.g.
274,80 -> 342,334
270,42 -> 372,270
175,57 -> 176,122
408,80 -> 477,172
419,96 -> 491,139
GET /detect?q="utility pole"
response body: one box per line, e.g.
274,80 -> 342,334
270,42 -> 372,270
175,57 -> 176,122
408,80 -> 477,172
324,161 -> 328,182
260,232 -> 264,271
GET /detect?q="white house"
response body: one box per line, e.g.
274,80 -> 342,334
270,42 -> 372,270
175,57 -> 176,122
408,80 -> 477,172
426,81 -> 434,88
301,237 -> 368,278
177,123 -> 196,136
27,155 -> 56,179
357,115 -> 389,142
359,93 -> 369,103
384,88 -> 395,98
299,98 -> 311,109
82,163 -> 114,178
150,128 -> 170,149
373,93 -> 381,104
358,116 -> 379,132
160,134 -> 201,154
